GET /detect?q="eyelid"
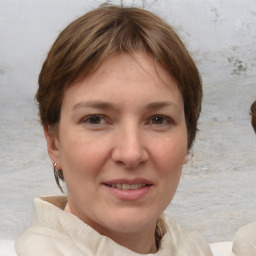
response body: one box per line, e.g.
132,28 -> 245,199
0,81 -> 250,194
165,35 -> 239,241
80,114 -> 109,125
147,115 -> 174,125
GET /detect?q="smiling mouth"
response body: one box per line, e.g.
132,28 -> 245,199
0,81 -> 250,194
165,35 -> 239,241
106,184 -> 149,190
103,180 -> 153,200
104,184 -> 149,190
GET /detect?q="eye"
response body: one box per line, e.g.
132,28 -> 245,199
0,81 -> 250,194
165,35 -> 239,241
149,115 -> 173,126
81,115 -> 107,125
151,116 -> 165,124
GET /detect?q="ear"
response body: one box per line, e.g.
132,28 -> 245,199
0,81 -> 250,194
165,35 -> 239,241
43,126 -> 61,169
183,153 -> 189,165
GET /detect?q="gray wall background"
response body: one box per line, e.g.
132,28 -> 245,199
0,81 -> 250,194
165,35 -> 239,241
0,0 -> 256,242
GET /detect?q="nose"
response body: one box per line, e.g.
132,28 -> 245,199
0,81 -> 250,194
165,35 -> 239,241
111,124 -> 149,168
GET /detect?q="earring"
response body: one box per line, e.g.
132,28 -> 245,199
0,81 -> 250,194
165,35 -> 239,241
53,162 -> 64,193
53,162 -> 59,179
53,162 -> 59,180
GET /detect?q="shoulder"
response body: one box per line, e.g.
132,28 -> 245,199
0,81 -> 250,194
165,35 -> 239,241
161,214 -> 213,256
209,222 -> 256,256
232,222 -> 256,256
14,227 -> 75,256
0,240 -> 18,256
162,213 -> 208,244
233,222 -> 256,239
14,196 -> 78,256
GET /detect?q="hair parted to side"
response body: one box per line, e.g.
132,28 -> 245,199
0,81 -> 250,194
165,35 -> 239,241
36,5 -> 202,191
250,101 -> 256,133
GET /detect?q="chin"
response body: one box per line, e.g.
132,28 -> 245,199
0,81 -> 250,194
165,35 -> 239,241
104,209 -> 158,233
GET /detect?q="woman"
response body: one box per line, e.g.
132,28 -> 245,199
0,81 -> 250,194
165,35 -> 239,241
15,5 -> 213,255
231,100 -> 256,256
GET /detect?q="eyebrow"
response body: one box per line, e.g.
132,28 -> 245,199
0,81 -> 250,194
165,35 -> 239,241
72,101 -> 115,111
145,101 -> 179,110
72,101 -> 179,111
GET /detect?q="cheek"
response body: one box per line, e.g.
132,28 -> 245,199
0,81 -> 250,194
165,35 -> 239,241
59,134 -> 111,178
154,137 -> 187,173
152,139 -> 185,213
59,140 -> 103,198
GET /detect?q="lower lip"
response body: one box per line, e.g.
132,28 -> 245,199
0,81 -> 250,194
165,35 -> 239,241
103,185 -> 152,201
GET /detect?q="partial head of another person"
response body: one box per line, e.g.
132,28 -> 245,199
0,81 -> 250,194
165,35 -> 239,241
250,101 -> 256,133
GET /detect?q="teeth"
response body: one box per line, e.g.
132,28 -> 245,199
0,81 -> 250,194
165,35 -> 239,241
122,184 -> 130,190
109,184 -> 147,190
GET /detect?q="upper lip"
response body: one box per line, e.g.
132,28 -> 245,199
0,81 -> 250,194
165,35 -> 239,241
102,178 -> 153,185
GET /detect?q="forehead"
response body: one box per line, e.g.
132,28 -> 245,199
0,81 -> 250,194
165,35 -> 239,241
62,52 -> 183,108
94,53 -> 175,86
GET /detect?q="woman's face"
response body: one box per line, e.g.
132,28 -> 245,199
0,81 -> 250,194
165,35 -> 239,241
48,52 -> 188,237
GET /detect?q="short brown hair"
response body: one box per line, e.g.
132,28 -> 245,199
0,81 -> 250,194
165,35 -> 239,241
36,5 -> 202,190
250,101 -> 256,133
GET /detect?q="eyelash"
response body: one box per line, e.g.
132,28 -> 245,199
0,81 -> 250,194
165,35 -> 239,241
81,115 -> 108,125
148,115 -> 174,126
81,114 -> 174,126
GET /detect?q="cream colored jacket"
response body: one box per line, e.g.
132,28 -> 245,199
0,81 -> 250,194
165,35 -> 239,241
232,222 -> 256,256
15,196 -> 213,256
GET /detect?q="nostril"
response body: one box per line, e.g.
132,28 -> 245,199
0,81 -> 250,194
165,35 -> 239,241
112,143 -> 149,167
111,131 -> 149,167
115,158 -> 147,169
115,160 -> 126,166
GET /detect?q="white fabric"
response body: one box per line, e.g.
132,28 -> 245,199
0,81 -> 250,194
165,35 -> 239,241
0,240 -> 18,256
1,240 -> 238,256
209,222 -> 256,256
209,242 -> 234,256
5,199 -> 256,256
15,196 -> 213,256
